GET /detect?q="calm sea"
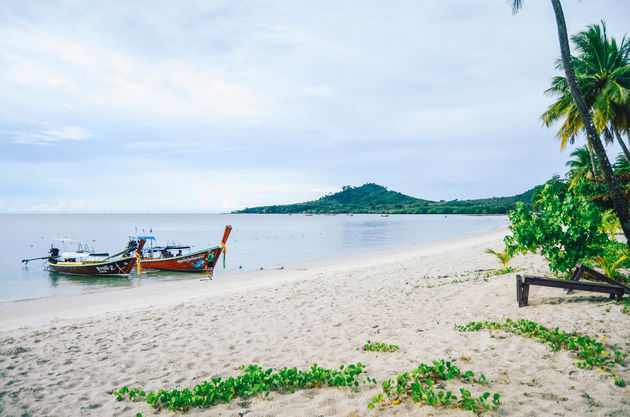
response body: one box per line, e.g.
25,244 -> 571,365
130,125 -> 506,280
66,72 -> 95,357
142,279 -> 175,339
0,213 -> 506,303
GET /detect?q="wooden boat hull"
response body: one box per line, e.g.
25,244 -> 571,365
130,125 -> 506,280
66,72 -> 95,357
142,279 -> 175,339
47,256 -> 137,276
140,247 -> 223,272
140,225 -> 231,274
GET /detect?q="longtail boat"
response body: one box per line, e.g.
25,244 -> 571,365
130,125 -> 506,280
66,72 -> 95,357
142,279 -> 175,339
41,238 -> 145,276
132,225 -> 231,274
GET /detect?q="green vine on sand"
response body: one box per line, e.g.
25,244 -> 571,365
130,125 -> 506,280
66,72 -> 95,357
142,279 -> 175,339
455,319 -> 627,387
367,359 -> 500,414
477,267 -> 522,278
618,298 -> 630,315
114,363 -> 374,412
359,340 -> 399,352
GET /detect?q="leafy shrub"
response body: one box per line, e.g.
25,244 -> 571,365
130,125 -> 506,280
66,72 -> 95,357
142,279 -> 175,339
531,174 -> 568,209
582,239 -> 630,274
505,184 -> 608,275
600,209 -> 622,240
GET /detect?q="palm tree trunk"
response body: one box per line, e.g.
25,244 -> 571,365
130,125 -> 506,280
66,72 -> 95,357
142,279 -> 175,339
587,142 -> 598,176
550,0 -> 630,246
614,126 -> 630,163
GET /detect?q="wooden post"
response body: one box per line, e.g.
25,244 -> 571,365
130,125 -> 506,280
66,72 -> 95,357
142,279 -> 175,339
516,275 -> 523,307
522,281 -> 530,306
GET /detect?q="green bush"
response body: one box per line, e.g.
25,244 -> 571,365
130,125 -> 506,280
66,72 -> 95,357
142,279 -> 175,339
531,174 -> 568,209
505,184 -> 608,275
583,240 -> 630,272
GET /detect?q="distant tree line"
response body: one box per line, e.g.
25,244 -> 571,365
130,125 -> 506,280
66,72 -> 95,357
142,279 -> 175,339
234,183 -> 533,215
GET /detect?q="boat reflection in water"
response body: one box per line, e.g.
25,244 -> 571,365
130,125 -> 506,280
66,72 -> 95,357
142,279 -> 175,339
47,272 -> 134,289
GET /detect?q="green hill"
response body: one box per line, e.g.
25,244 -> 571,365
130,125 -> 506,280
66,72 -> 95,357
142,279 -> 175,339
234,183 -> 533,215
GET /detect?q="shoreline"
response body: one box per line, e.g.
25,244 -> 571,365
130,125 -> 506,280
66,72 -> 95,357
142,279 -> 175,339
0,226 -> 508,332
0,213 -> 507,305
1,224 -> 628,417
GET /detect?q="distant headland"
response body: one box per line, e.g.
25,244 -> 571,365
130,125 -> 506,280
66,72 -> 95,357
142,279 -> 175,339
233,183 -> 533,215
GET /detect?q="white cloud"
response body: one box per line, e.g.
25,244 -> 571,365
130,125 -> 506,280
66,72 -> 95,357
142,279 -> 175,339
1,29 -> 270,129
0,158 -> 333,213
0,1 -> 629,211
11,126 -> 94,145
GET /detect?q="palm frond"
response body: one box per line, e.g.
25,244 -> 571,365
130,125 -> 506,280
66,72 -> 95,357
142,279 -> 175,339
544,21 -> 630,156
485,248 -> 513,270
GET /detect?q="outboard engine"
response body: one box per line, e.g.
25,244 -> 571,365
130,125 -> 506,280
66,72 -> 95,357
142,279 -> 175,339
122,239 -> 138,256
48,247 -> 60,264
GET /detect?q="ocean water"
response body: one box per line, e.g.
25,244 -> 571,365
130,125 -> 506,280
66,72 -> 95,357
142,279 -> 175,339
0,213 -> 507,303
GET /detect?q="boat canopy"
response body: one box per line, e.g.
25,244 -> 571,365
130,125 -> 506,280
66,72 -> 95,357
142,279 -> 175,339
52,238 -> 96,254
143,245 -> 191,251
132,235 -> 191,251
53,238 -> 80,243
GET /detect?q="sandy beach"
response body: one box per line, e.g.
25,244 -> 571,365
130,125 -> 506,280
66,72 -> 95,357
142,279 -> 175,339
1,227 -> 629,417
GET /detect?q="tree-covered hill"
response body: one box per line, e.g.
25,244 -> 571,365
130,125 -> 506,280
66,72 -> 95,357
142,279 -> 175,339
234,183 -> 533,215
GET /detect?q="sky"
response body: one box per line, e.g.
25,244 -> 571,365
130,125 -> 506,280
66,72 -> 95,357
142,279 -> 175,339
1,0 -> 629,213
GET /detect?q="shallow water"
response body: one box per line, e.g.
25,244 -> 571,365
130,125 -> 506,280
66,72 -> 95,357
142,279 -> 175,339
0,213 -> 506,303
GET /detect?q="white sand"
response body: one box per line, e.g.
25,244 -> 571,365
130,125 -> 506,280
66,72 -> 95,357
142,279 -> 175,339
1,227 -> 629,417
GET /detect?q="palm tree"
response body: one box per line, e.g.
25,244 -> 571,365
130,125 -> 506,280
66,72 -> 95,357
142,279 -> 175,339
510,0 -> 630,248
615,152 -> 630,173
600,209 -> 621,240
542,22 -> 630,166
596,253 -> 628,281
541,75 -> 601,174
566,145 -> 597,188
485,248 -> 513,270
573,22 -> 630,159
